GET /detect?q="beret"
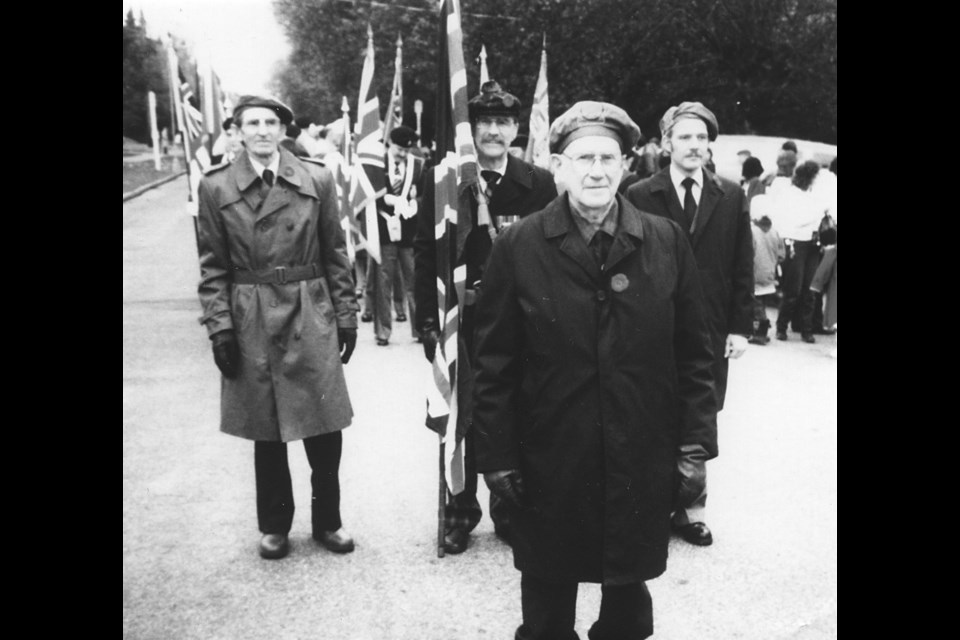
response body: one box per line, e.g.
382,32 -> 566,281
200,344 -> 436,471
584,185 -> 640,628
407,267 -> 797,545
233,95 -> 294,126
659,101 -> 718,141
468,81 -> 521,120
389,125 -> 419,148
549,101 -> 641,154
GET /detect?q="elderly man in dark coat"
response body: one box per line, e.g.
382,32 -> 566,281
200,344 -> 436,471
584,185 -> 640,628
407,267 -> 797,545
196,96 -> 360,560
473,101 -> 717,640
625,101 -> 754,547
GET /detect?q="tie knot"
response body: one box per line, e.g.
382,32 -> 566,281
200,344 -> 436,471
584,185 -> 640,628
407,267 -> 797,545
262,169 -> 275,188
682,177 -> 695,191
481,170 -> 501,186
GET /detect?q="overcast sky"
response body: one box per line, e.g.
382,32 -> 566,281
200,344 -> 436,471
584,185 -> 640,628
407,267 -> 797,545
124,0 -> 291,95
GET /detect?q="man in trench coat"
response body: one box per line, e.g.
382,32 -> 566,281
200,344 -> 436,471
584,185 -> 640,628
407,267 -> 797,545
625,102 -> 754,546
196,95 -> 360,560
473,101 -> 717,640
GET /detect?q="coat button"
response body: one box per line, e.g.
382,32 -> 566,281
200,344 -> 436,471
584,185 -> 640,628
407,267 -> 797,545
286,222 -> 295,231
597,290 -> 607,302
270,300 -> 279,308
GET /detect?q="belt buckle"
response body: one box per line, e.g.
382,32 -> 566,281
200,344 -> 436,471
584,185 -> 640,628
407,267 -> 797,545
275,266 -> 287,284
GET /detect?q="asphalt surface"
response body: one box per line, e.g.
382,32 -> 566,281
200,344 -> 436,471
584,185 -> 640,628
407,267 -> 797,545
123,176 -> 837,640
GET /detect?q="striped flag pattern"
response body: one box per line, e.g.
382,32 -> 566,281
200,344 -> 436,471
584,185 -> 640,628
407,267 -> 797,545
351,24 -> 385,264
382,34 -> 404,145
167,43 -> 211,215
525,34 -> 551,169
428,0 -> 479,495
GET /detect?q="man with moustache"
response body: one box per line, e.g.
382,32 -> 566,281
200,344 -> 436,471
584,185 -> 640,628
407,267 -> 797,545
473,101 -> 716,639
414,81 -> 556,554
196,96 -> 359,560
626,102 -> 754,547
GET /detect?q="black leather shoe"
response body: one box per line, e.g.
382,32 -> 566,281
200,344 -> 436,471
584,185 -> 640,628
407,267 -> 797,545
259,533 -> 290,559
672,521 -> 713,546
801,333 -> 816,344
813,326 -> 837,335
360,312 -> 373,323
395,314 -> 407,322
376,338 -> 389,346
315,527 -> 355,553
776,330 -> 788,341
443,527 -> 469,554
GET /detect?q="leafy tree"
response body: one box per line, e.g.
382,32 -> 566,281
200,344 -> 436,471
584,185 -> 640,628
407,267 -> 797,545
272,0 -> 836,145
122,9 -> 172,144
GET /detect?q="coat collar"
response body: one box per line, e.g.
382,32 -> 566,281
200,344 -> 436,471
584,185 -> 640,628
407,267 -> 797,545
543,194 -> 644,279
232,149 -> 318,219
487,154 -> 534,211
646,166 -> 728,246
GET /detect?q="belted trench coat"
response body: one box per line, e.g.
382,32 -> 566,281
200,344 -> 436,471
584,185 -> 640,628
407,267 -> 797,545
472,195 -> 718,584
196,149 -> 359,442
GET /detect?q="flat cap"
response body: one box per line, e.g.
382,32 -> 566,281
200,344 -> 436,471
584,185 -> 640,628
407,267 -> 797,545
549,101 -> 641,154
389,125 -> 419,148
659,101 -> 718,141
233,95 -> 294,126
468,81 -> 521,121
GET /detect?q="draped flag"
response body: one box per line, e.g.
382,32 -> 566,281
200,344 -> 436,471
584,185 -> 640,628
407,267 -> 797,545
336,97 -> 357,263
525,34 -> 550,169
350,23 -> 385,264
382,34 -> 404,145
428,0 -> 479,495
167,42 -> 211,215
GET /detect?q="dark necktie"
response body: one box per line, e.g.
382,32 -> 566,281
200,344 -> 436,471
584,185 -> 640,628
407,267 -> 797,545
262,169 -> 275,188
391,163 -> 403,192
481,170 -> 501,199
681,177 -> 697,233
589,230 -> 612,269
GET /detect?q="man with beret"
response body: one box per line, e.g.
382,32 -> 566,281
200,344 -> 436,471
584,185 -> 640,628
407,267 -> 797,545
626,101 -> 754,547
370,125 -> 426,345
414,80 -> 557,554
473,100 -> 717,639
196,95 -> 360,560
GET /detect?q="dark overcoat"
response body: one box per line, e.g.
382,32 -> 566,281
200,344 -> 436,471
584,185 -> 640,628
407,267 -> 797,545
625,168 -> 753,408
472,195 -> 718,584
196,149 -> 359,442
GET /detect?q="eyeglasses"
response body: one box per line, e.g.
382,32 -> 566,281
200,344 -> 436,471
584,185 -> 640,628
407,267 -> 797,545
562,153 -> 622,170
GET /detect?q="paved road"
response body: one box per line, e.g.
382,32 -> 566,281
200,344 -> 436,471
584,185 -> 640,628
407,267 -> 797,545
123,176 -> 837,640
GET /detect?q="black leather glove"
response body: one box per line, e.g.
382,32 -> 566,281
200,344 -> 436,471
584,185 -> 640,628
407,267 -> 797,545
483,469 -> 527,509
211,330 -> 240,379
338,328 -> 357,364
421,328 -> 440,363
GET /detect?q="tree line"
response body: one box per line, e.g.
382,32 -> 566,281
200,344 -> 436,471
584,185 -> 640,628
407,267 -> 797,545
272,0 -> 836,146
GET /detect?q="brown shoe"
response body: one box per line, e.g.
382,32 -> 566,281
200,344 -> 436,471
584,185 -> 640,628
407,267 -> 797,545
315,527 -> 355,553
259,533 -> 290,559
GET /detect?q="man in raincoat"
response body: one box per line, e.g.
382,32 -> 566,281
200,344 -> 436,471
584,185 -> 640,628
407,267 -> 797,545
196,95 -> 360,560
473,102 -> 717,639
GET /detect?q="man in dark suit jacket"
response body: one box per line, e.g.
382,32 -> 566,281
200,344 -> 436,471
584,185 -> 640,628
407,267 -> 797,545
414,81 -> 557,554
625,101 -> 754,547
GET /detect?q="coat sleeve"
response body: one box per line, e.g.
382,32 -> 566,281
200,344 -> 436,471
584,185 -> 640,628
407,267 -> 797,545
413,167 -> 439,334
728,188 -> 756,337
472,226 -> 524,472
196,178 -> 233,337
315,168 -> 359,328
672,227 -> 720,458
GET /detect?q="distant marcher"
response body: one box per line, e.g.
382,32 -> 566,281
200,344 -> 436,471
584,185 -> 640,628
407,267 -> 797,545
474,100 -> 717,640
279,123 -> 310,157
748,215 -> 784,345
210,117 -> 242,165
293,115 -> 324,157
626,101 -> 754,547
195,95 -> 359,560
742,156 -> 766,213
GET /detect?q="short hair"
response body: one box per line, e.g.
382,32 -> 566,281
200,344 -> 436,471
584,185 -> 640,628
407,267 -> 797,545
285,123 -> 302,139
758,215 -> 772,230
781,140 -> 798,153
222,117 -> 235,131
294,115 -> 314,130
776,150 -> 798,176
742,156 -> 764,180
792,160 -> 820,191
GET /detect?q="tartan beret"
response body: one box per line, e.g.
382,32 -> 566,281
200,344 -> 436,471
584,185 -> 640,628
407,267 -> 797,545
468,81 -> 521,121
549,101 -> 641,154
233,95 -> 294,126
660,101 -> 719,141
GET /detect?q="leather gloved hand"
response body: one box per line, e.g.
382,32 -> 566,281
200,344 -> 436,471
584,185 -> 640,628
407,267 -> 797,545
338,328 -> 357,364
483,469 -> 527,509
421,327 -> 440,363
211,330 -> 240,379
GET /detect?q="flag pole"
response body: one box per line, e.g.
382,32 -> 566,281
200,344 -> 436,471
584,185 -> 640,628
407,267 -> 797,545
438,435 -> 446,558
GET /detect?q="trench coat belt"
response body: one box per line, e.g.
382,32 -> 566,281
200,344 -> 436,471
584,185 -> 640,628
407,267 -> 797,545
232,263 -> 324,285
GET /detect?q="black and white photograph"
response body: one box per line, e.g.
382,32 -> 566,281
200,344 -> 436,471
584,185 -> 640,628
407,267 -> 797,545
123,1 -> 837,638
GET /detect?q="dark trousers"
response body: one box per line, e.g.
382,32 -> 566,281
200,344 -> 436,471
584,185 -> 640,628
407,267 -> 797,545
254,432 -> 343,535
516,573 -> 653,640
777,240 -> 819,334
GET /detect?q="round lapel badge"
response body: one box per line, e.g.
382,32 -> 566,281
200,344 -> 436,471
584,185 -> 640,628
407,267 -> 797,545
283,167 -> 294,177
611,273 -> 629,292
